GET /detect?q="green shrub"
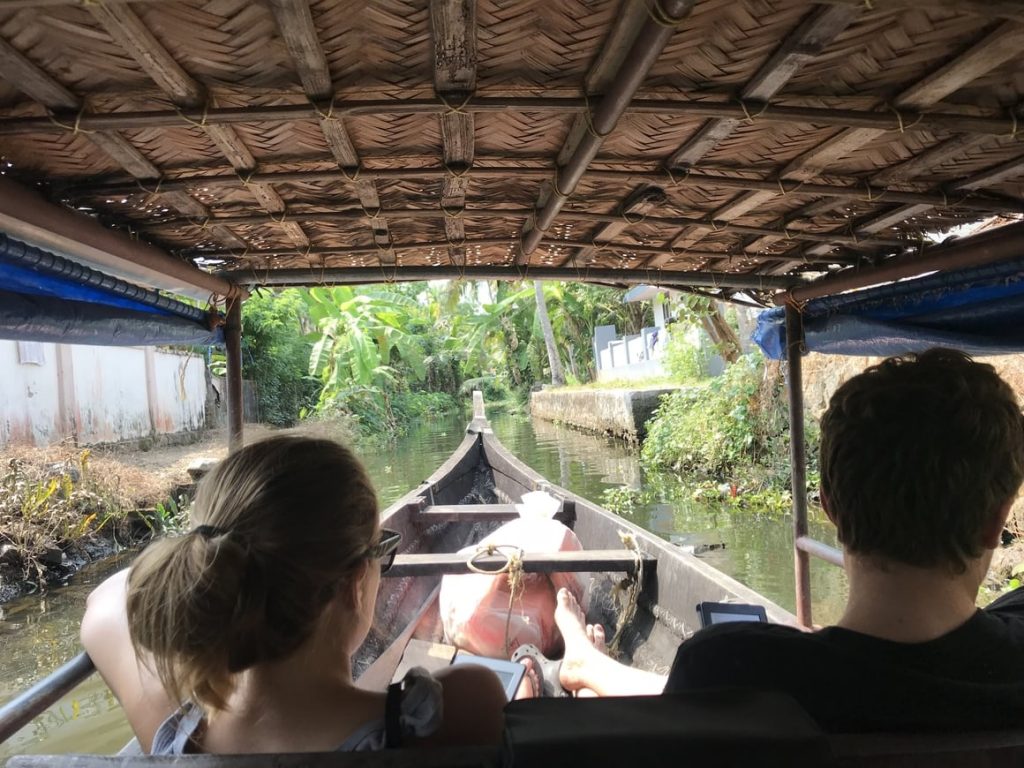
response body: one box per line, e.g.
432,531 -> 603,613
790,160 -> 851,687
241,290 -> 318,427
662,330 -> 710,383
641,353 -> 819,490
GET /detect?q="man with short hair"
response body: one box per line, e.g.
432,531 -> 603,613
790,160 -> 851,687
555,349 -> 1024,731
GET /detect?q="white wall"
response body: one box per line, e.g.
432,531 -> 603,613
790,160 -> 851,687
0,340 -> 207,446
0,342 -> 61,445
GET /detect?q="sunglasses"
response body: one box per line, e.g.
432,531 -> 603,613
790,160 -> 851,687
367,528 -> 402,573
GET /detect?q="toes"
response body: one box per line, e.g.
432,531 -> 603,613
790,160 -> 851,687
593,624 -> 606,652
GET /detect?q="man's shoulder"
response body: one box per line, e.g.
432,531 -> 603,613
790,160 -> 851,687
682,620 -> 811,650
664,622 -> 833,694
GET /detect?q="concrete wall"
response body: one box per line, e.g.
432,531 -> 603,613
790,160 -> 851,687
530,387 -> 679,442
0,340 -> 207,446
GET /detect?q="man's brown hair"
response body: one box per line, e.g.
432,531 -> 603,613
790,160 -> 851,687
820,348 -> 1024,571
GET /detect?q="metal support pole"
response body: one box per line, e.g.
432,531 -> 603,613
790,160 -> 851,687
225,296 -> 244,453
785,303 -> 812,627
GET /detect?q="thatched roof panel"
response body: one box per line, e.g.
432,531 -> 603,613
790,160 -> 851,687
0,0 -> 1021,293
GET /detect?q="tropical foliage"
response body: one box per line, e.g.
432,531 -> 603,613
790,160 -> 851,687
217,280 -> 654,438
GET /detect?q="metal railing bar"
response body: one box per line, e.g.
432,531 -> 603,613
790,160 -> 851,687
0,652 -> 96,745
796,536 -> 844,568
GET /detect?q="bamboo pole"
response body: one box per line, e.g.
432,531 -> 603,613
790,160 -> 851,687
225,297 -> 244,453
785,304 -> 812,628
519,0 -> 694,257
216,264 -> 798,291
773,221 -> 1024,305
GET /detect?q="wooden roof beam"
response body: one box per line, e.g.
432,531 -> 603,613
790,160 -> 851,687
267,0 -> 394,265
431,0 -> 477,269
740,22 -> 1024,259
660,5 -> 858,258
218,264 -> 798,292
556,186 -> 667,268
0,36 -> 246,252
192,237 -> 857,265
4,98 -> 1022,137
71,166 -> 1024,215
144,206 -> 904,250
87,1 -> 311,250
515,0 -> 694,264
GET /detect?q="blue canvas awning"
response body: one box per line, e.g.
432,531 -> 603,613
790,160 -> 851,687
754,256 -> 1024,360
0,233 -> 223,346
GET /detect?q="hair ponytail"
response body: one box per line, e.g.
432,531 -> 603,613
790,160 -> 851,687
127,436 -> 379,711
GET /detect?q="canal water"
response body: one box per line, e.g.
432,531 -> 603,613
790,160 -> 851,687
0,411 -> 846,761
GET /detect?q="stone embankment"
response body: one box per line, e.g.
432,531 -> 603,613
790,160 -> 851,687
530,387 -> 679,443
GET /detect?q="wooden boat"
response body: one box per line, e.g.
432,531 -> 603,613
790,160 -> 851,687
356,392 -> 794,689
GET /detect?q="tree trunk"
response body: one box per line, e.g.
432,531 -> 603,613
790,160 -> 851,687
534,280 -> 565,386
704,303 -> 742,364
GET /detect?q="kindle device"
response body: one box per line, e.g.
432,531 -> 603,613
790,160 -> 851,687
452,653 -> 527,700
696,601 -> 768,628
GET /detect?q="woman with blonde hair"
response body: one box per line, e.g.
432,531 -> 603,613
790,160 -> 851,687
81,435 -> 506,754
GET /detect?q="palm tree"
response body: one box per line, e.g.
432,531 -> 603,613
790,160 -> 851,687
534,280 -> 565,386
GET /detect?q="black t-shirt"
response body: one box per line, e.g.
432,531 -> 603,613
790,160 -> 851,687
664,588 -> 1024,732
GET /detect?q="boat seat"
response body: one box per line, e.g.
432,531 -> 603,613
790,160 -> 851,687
504,689 -> 829,766
386,549 -> 656,578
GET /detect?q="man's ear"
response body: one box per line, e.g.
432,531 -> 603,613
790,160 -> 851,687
820,487 -> 836,527
980,500 -> 1015,550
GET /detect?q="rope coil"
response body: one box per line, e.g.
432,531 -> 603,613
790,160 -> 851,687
465,545 -> 527,657
608,531 -> 643,655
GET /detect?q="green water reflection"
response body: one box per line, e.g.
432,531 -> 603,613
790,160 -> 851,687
0,410 -> 846,761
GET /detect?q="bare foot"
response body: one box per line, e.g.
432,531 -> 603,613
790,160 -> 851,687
554,588 -> 604,692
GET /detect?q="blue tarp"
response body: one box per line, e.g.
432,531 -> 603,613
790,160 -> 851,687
754,257 -> 1024,360
0,233 -> 222,346
0,258 -> 176,317
0,290 -> 223,346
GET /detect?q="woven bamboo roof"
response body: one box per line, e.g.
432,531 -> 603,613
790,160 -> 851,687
1,0 -> 1023,302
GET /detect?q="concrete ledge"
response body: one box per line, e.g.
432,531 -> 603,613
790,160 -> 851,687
530,387 -> 678,443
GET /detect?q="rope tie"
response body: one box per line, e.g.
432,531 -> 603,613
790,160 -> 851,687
136,177 -> 164,204
886,103 -> 906,134
191,216 -> 211,231
311,95 -> 337,121
862,0 -> 874,9
621,208 -> 647,225
1009,112 -> 1019,140
268,210 -> 287,225
549,172 -> 572,200
438,91 -> 473,116
340,166 -> 361,182
646,0 -> 687,28
47,103 -> 95,135
862,180 -> 883,203
175,102 -> 210,130
528,209 -> 551,235
440,203 -> 464,219
738,99 -> 768,124
582,90 -> 612,140
444,161 -> 472,179
608,531 -> 643,656
236,169 -> 255,186
664,166 -> 690,187
709,219 -> 728,233
361,202 -> 383,219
